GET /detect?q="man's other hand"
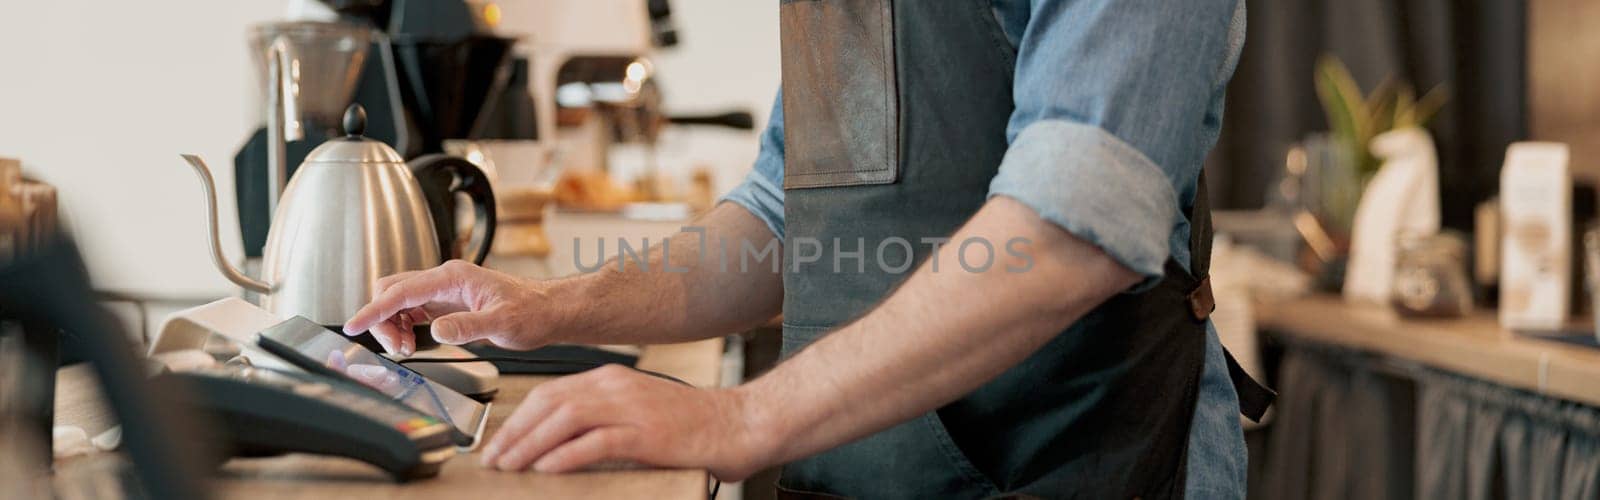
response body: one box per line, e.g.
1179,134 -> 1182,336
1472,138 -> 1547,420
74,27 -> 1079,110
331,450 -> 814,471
479,364 -> 775,481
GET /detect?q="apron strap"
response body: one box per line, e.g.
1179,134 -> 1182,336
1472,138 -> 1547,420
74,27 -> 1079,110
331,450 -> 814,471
1189,172 -> 1213,279
1188,172 -> 1215,321
1188,172 -> 1276,423
1225,348 -> 1275,423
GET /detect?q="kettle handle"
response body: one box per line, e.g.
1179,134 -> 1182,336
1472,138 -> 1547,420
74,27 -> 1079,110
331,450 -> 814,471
409,155 -> 498,265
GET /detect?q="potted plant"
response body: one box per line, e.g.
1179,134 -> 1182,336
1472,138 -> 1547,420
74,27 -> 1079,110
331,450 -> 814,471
1312,55 -> 1450,232
1294,56 -> 1449,290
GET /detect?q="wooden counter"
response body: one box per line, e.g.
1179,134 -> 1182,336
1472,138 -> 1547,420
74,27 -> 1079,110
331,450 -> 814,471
1256,295 -> 1600,407
54,339 -> 723,499
55,213 -> 722,497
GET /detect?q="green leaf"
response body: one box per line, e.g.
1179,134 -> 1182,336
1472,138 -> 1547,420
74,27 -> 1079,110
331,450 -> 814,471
1393,86 -> 1417,128
1363,77 -> 1400,138
1365,85 -> 1398,143
1412,84 -> 1451,126
1315,56 -> 1363,145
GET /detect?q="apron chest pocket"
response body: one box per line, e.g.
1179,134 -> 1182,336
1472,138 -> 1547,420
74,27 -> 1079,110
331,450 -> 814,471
778,0 -> 900,189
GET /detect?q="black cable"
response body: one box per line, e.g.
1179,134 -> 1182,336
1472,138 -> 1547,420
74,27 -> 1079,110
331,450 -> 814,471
395,356 -> 724,498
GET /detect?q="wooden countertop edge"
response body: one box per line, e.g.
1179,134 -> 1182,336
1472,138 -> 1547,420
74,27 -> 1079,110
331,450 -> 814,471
1254,295 -> 1600,408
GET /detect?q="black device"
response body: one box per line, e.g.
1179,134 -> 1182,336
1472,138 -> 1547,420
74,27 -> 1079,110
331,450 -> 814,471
156,364 -> 456,482
256,316 -> 490,447
478,56 -> 540,141
0,238 -> 212,499
465,343 -> 640,375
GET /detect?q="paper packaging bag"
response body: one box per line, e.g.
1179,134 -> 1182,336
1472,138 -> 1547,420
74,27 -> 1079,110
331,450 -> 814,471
1498,142 -> 1572,331
1344,128 -> 1442,303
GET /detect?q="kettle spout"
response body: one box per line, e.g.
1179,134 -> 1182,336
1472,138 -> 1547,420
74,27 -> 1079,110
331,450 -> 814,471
180,154 -> 273,294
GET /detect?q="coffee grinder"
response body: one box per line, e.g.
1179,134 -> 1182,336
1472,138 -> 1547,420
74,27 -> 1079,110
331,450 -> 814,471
234,0 -> 521,259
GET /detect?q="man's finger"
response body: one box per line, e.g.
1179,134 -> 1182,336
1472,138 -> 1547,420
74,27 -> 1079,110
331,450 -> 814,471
533,427 -> 638,473
343,267 -> 460,335
482,392 -> 556,466
375,270 -> 421,293
432,309 -> 501,345
368,318 -> 405,355
394,308 -> 423,356
494,402 -> 601,471
481,375 -> 593,466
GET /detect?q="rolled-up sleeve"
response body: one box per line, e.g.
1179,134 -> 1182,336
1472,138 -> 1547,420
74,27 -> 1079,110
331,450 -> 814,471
720,91 -> 788,240
987,0 -> 1243,290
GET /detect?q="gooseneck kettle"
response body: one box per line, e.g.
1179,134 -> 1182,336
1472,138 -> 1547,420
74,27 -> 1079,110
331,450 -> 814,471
182,104 -> 496,326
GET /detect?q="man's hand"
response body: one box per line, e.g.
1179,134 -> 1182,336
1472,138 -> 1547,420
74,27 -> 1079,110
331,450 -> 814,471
479,364 -> 773,481
342,260 -> 573,355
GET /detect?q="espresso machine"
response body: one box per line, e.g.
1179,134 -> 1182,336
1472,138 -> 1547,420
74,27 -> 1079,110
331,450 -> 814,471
234,0 -> 522,259
496,0 -> 750,205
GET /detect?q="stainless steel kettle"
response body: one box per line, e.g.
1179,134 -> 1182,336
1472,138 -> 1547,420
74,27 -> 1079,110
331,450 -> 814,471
182,105 -> 496,325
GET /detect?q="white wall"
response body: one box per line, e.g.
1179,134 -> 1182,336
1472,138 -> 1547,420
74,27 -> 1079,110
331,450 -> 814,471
648,0 -> 782,194
0,1 -> 283,298
0,0 -> 779,300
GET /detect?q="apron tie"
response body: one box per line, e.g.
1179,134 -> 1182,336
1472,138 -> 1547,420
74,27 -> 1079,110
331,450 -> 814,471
1188,278 -> 1276,423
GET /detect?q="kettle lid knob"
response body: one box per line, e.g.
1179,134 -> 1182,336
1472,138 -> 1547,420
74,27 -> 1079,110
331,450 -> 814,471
342,104 -> 367,138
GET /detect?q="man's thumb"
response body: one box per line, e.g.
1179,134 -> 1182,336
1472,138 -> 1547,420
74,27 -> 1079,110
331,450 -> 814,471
431,311 -> 497,344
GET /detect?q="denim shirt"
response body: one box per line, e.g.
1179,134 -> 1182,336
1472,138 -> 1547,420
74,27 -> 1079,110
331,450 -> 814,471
723,0 -> 1248,496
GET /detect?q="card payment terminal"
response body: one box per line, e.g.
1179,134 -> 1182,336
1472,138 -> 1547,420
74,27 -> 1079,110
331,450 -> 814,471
157,364 -> 457,481
255,317 -> 491,448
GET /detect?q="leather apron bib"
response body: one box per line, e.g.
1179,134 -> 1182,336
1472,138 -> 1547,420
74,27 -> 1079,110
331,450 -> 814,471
775,1 -> 1270,498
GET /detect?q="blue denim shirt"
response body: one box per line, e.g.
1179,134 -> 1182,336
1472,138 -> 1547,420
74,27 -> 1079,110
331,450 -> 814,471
724,0 -> 1248,496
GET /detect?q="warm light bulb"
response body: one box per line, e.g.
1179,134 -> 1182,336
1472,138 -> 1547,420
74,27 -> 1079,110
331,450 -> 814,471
483,3 -> 502,27
625,61 -> 648,82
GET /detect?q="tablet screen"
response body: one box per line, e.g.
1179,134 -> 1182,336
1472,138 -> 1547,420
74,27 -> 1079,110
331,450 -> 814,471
256,317 -> 489,447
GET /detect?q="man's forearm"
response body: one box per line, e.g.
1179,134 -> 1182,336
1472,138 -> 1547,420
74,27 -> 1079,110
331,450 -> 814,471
734,196 -> 1140,464
552,202 -> 785,345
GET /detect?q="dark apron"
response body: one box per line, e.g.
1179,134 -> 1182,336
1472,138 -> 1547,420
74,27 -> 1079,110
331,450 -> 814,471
774,1 -> 1272,498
